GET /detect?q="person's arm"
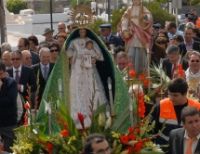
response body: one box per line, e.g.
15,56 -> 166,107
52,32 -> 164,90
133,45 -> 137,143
0,79 -> 18,108
150,103 -> 161,134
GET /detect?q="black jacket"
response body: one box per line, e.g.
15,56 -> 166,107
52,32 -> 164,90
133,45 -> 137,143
0,77 -> 17,127
32,63 -> 54,106
7,65 -> 37,99
168,128 -> 200,154
162,58 -> 188,79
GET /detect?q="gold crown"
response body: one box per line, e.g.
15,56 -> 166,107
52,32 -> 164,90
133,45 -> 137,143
71,4 -> 93,28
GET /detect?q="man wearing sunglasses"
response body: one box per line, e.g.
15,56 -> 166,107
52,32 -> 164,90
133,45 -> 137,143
82,134 -> 111,154
185,51 -> 200,98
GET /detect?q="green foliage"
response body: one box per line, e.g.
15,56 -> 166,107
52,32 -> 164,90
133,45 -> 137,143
89,19 -> 105,35
6,0 -> 27,14
191,0 -> 200,5
95,2 -> 175,33
111,8 -> 126,33
146,1 -> 175,26
70,0 -> 91,7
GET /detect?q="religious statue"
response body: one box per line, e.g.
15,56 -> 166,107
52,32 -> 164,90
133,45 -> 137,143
66,28 -> 109,129
120,0 -> 153,75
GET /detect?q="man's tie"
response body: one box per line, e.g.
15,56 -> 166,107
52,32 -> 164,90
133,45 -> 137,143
171,63 -> 177,78
43,65 -> 48,80
186,138 -> 196,154
15,70 -> 20,83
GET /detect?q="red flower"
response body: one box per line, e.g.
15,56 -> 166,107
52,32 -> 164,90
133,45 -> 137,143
129,69 -> 136,78
128,134 -> 136,140
133,140 -> 144,152
77,112 -> 85,129
46,142 -> 53,154
137,93 -> 145,118
120,135 -> 129,144
143,79 -> 149,88
128,127 -> 134,134
138,74 -> 145,81
134,127 -> 140,134
60,129 -> 69,137
24,102 -> 30,110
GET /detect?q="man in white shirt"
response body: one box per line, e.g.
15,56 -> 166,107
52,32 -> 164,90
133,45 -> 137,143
169,106 -> 200,154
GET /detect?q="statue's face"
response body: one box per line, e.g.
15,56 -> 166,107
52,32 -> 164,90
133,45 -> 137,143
132,0 -> 141,6
79,28 -> 87,38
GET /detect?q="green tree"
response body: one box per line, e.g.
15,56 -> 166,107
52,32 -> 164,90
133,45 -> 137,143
70,0 -> 91,7
7,0 -> 27,14
146,1 -> 175,26
191,0 -> 200,5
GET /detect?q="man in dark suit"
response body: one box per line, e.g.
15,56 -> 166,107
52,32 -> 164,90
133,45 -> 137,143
184,27 -> 200,52
32,47 -> 54,108
169,106 -> 200,154
99,23 -> 124,51
162,45 -> 188,79
7,51 -> 37,105
18,37 -> 40,65
0,61 -> 18,152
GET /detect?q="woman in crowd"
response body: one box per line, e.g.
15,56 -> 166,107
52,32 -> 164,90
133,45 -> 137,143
49,43 -> 60,64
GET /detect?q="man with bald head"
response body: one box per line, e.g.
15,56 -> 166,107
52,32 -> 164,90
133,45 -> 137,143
32,47 -> 54,108
55,22 -> 68,39
2,51 -> 12,70
21,50 -> 32,67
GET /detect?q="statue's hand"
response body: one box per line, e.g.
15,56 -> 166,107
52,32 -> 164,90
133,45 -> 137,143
91,58 -> 96,64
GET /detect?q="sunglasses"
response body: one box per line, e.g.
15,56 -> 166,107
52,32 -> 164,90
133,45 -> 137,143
11,58 -> 20,61
190,60 -> 200,63
157,41 -> 167,44
50,49 -> 59,52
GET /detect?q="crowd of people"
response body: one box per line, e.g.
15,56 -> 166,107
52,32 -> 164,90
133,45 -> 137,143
0,0 -> 200,152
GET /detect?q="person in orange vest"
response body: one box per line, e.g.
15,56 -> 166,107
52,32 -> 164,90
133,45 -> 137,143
150,78 -> 200,153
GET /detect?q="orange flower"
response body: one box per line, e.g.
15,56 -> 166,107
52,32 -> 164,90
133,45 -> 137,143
60,129 -> 69,137
129,69 -> 136,78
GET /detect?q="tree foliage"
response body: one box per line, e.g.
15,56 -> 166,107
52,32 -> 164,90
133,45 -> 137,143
70,0 -> 91,7
6,0 -> 27,14
146,1 -> 175,26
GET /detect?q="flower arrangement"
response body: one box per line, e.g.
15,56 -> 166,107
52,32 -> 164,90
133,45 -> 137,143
111,116 -> 163,154
11,64 -> 167,154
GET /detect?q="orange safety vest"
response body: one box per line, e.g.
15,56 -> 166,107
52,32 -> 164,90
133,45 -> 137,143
159,98 -> 200,141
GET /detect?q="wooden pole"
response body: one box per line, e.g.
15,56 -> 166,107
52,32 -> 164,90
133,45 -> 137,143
0,0 -> 7,43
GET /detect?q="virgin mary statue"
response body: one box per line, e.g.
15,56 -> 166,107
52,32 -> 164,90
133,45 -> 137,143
66,28 -> 115,129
